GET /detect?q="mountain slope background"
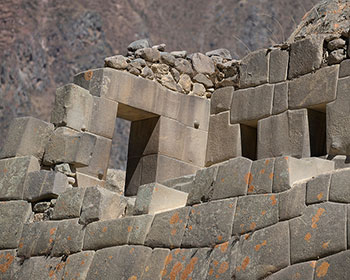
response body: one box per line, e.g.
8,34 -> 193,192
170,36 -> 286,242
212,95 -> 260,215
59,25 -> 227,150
0,0 -> 317,169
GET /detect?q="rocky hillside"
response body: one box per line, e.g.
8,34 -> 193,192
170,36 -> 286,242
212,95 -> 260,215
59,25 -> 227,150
0,0 -> 317,169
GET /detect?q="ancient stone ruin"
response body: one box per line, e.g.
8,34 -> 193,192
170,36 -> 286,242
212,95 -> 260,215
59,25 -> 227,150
2,1 -> 350,279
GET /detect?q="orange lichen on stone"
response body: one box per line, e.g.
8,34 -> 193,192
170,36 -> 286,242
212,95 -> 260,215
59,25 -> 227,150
174,249 -> 181,256
18,243 -> 23,248
84,70 -> 93,81
250,222 -> 256,230
244,233 -> 250,240
245,173 -> 253,185
310,261 -> 317,268
312,208 -> 325,229
220,242 -> 229,253
317,192 -> 324,201
67,236 -> 72,241
108,256 -> 113,259
217,235 -> 223,241
265,159 -> 270,165
49,238 -> 54,244
169,262 -> 183,280
260,169 -> 265,175
248,185 -> 255,193
170,212 -> 180,224
180,257 -> 198,280
241,256 -> 250,271
304,232 -> 312,241
254,240 -> 267,251
261,210 -> 267,215
269,173 -> 273,180
270,195 -> 277,206
130,248 -> 135,254
128,276 -> 137,280
322,241 -> 330,249
218,262 -> 229,274
102,227 -> 108,233
56,262 -> 65,271
213,260 -> 219,267
0,253 -> 14,273
171,228 -> 177,236
49,270 -> 55,277
128,226 -> 133,232
81,260 -> 85,265
188,225 -> 193,231
50,228 -> 57,235
316,262 -> 330,277
208,268 -> 214,275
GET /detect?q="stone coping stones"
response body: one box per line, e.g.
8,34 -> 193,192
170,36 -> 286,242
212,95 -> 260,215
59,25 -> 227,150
85,245 -> 152,280
0,117 -> 54,161
290,202 -> 346,264
133,183 -> 188,215
0,156 -> 40,200
235,222 -> 290,280
0,200 -> 32,249
182,198 -> 237,247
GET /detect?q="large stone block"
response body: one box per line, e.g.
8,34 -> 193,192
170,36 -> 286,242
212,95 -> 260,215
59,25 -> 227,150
43,127 -> 97,166
76,133 -> 112,180
233,194 -> 278,235
52,188 -> 85,219
51,219 -> 84,257
76,172 -> 105,188
327,76 -> 350,155
0,249 -> 17,280
313,250 -> 350,279
230,84 -> 274,125
248,158 -> 275,194
63,251 -> 95,280
0,201 -> 32,249
23,170 -> 69,202
290,202 -> 346,264
269,48 -> 289,83
0,117 -> 54,160
306,173 -> 331,205
18,221 -> 60,257
288,65 -> 338,109
182,198 -> 236,247
257,110 -> 310,159
329,168 -> 350,203
205,111 -> 241,166
279,182 -> 307,220
272,82 -> 288,115
182,126 -> 208,166
0,156 -> 40,200
288,35 -> 324,79
51,83 -> 93,132
265,261 -> 315,280
273,157 -> 334,193
239,49 -> 269,88
79,186 -> 127,225
140,248 -> 170,280
236,222 -> 290,280
339,58 -> 350,78
134,183 -> 188,215
85,245 -> 152,280
128,215 -> 154,245
144,207 -> 190,248
210,86 -> 234,115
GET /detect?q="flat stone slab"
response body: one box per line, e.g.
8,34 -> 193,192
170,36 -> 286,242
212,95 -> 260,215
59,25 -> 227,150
290,202 -> 346,264
182,198 -> 237,247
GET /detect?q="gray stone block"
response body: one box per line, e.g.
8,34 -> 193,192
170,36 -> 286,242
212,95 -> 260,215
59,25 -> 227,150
288,65 -> 338,109
80,186 -> 127,225
52,188 -> 85,219
43,127 -> 97,166
14,256 -> 65,280
339,58 -> 350,78
140,248 -> 169,280
0,249 -> 17,280
239,49 -> 269,88
0,156 -> 40,200
272,82 -> 288,115
279,182 -> 307,221
191,53 -> 215,75
269,49 -> 289,83
184,247 -> 212,280
63,251 -> 95,280
230,84 -> 273,125
105,168 -> 125,194
313,250 -> 350,279
51,219 -> 84,257
128,215 -> 154,245
160,248 -> 196,279
288,35 -> 324,79
162,174 -> 195,188
233,194 -> 278,235
290,202 -> 346,264
182,198 -> 236,247
75,172 -> 105,188
0,117 -> 54,160
265,261 -> 315,280
134,183 -> 188,215
205,111 -> 241,166
182,126 -> 208,167
329,168 -> 350,203
212,157 -> 252,200
23,170 -> 69,202
85,245 -> 152,280
257,110 -> 310,159
331,155 -> 350,169
83,217 -> 134,250
236,222 -> 290,280
210,86 -> 234,115
248,158 -> 275,194
144,207 -> 190,248
327,76 -> 350,155
0,201 -> 31,249
306,173 -> 331,204
18,221 -> 60,257
51,83 -> 93,132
